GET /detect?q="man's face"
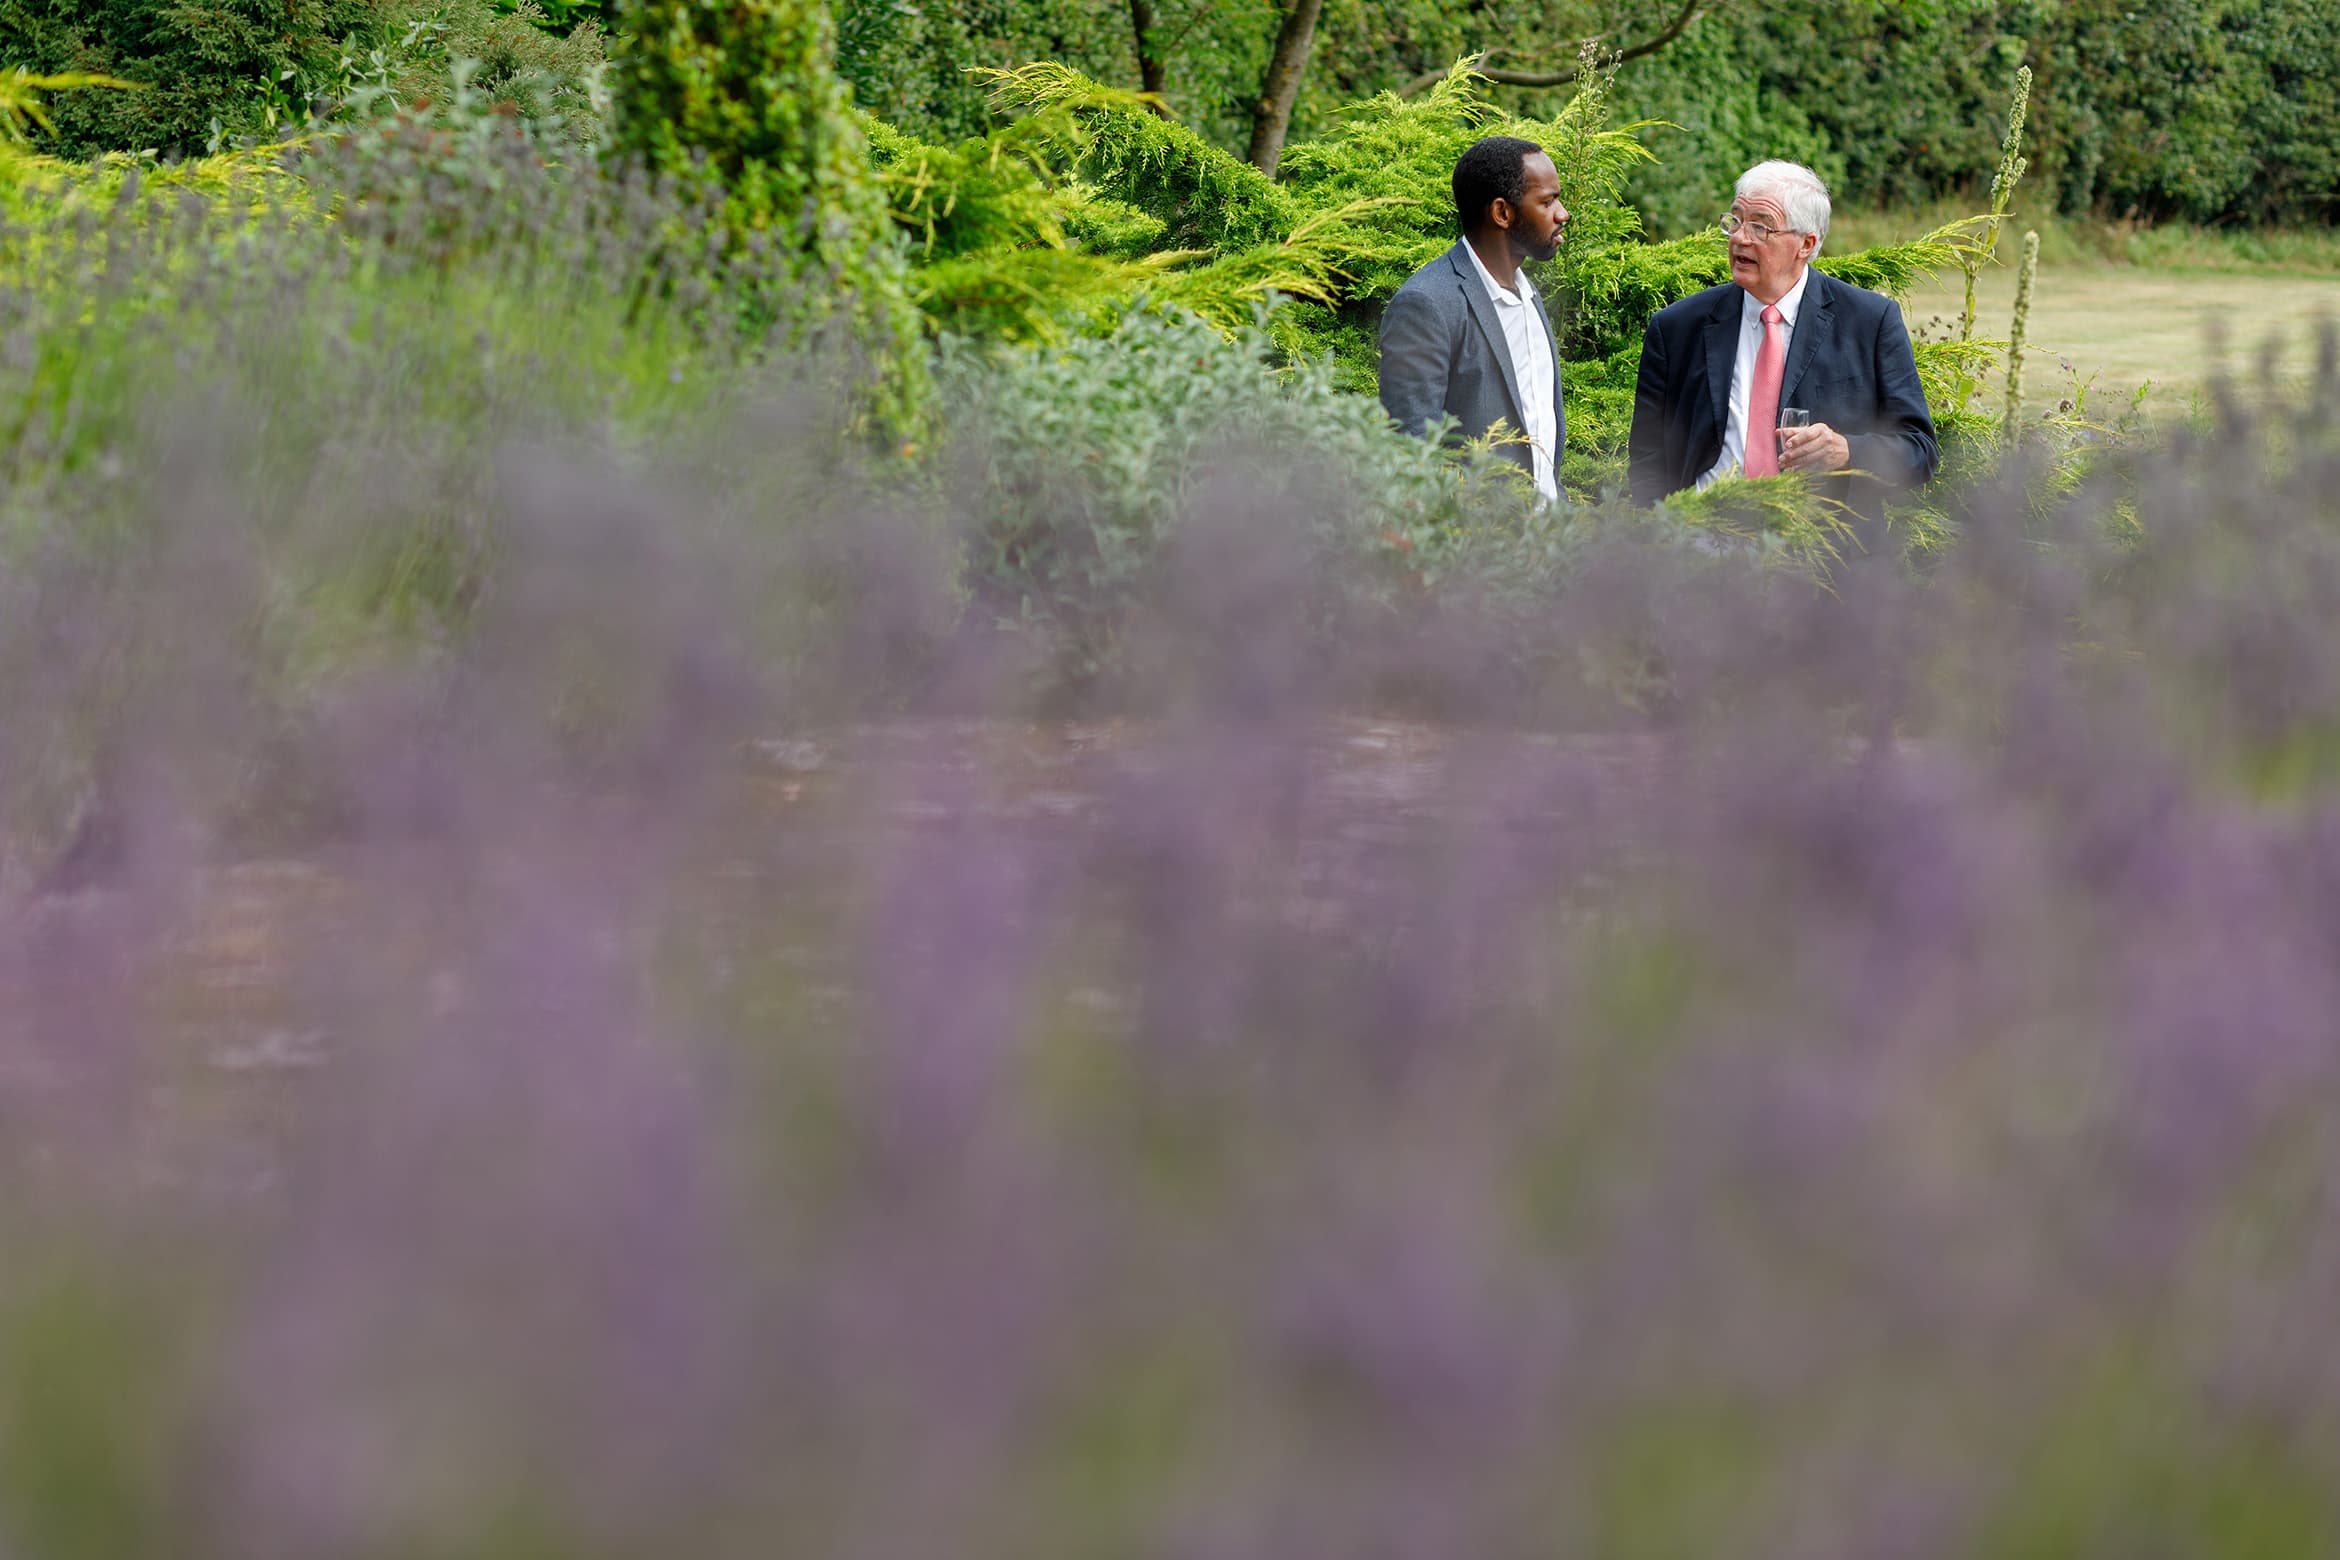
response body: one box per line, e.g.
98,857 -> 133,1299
1727,192 -> 1818,303
1502,152 -> 1568,263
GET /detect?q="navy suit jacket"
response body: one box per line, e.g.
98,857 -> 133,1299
1378,241 -> 1565,482
1627,268 -> 1937,520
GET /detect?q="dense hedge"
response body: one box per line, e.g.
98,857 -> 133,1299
832,0 -> 2340,228
14,0 -> 2334,225
0,0 -> 390,154
0,0 -> 606,156
1618,0 -> 2340,230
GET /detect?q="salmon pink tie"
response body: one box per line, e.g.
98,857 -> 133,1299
1742,303 -> 1787,477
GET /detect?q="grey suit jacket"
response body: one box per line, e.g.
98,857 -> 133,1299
1377,241 -> 1565,482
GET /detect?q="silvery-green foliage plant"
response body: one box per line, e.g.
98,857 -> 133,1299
936,308 -> 1539,691
12,128 -> 2340,1559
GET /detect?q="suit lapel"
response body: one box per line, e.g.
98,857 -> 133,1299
1702,290 -> 1739,439
1779,270 -> 1835,408
1449,244 -> 1528,431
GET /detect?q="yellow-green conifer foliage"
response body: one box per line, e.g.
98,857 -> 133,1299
608,0 -> 924,432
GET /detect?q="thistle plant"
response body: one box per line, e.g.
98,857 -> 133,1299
1961,62 -> 2031,342
2004,227 -> 2040,431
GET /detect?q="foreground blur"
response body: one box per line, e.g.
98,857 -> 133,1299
9,168 -> 2340,1557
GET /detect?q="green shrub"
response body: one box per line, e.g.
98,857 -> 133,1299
835,0 -> 1131,146
939,307 -> 1534,689
981,61 -> 1298,255
976,60 -> 1659,391
866,109 -> 1227,344
0,0 -> 395,155
495,0 -> 602,33
0,0 -> 605,157
878,68 -> 1412,359
608,0 -> 923,429
1558,346 -> 1638,498
385,0 -> 609,148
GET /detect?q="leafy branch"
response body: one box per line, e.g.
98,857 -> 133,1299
1396,0 -> 1711,97
0,68 -> 141,148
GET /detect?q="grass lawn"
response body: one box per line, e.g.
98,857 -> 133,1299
1904,264 -> 2340,417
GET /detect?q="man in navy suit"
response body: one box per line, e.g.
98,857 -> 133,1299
1628,161 -> 1937,531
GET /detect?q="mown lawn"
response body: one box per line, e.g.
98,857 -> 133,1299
1904,263 -> 2340,417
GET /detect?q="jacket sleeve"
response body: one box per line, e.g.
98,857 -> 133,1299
1377,286 -> 1453,441
1842,303 -> 1939,490
1627,315 -> 1671,507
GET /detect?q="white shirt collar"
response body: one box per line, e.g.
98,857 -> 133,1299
1739,265 -> 1811,327
1462,239 -> 1535,305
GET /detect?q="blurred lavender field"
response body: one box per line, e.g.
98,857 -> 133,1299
10,155 -> 2340,1558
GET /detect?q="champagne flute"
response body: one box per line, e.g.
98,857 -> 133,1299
1776,406 -> 1813,464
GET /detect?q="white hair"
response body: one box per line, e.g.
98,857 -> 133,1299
1735,161 -> 1831,255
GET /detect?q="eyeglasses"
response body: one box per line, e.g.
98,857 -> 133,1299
1718,214 -> 1799,242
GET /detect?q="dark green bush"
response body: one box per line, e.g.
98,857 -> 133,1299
494,0 -> 600,32
2044,0 -> 2340,222
608,0 -> 923,425
0,0 -> 393,155
1615,0 -> 2340,228
836,0 -> 1132,143
835,0 -> 2340,226
0,0 -> 606,157
404,0 -> 608,147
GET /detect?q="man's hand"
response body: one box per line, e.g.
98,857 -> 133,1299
1780,422 -> 1849,473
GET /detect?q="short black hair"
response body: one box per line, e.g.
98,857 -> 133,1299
1453,136 -> 1545,235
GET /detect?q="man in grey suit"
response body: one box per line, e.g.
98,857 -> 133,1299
1377,136 -> 1570,504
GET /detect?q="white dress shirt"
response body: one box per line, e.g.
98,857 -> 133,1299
1462,241 -> 1559,503
1696,266 -> 1812,490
